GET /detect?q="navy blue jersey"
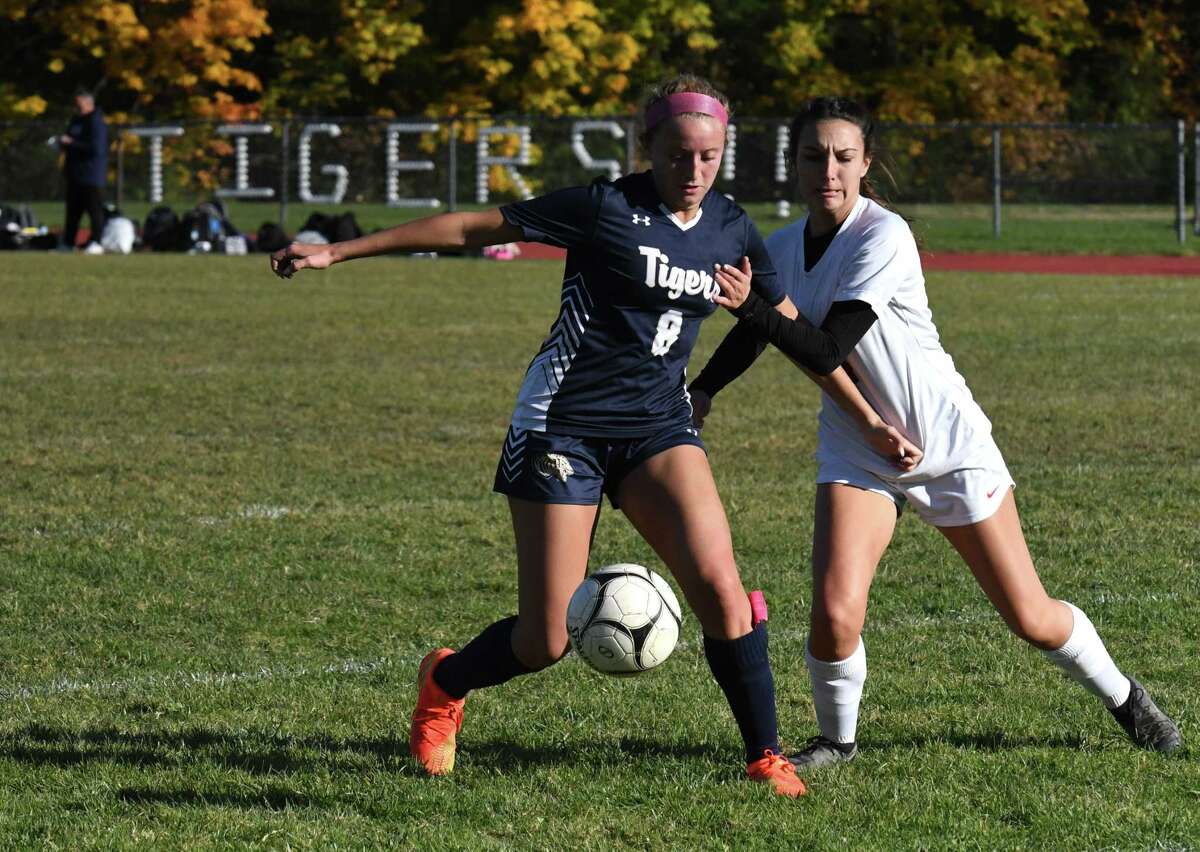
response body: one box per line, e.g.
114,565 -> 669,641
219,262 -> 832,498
500,171 -> 784,438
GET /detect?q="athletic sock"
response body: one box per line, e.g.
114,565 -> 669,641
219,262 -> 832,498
1041,601 -> 1131,709
431,616 -> 534,700
703,622 -> 781,763
805,637 -> 867,745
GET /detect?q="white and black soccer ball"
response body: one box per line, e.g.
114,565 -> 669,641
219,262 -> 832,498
566,563 -> 683,676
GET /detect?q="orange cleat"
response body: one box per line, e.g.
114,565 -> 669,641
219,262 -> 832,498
410,648 -> 466,775
746,749 -> 808,797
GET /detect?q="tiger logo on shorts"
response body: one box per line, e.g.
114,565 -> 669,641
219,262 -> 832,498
534,453 -> 575,482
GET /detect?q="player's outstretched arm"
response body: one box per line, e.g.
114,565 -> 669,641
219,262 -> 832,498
270,209 -> 524,278
714,257 -> 922,471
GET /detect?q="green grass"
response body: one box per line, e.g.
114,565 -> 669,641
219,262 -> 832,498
1,254 -> 1198,848
17,199 -> 1200,256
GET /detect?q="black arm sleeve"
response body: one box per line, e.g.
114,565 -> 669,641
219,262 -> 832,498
688,320 -> 768,399
732,294 -> 877,376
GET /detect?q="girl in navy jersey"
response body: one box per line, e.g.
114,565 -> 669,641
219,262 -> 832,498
271,77 -> 920,796
690,96 -> 1181,771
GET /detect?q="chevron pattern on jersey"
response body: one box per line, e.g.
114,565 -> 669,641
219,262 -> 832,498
532,273 -> 594,394
498,426 -> 528,483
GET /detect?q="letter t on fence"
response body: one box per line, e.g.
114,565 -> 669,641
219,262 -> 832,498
126,126 -> 185,203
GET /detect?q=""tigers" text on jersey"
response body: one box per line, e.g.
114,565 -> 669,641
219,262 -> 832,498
638,246 -> 721,302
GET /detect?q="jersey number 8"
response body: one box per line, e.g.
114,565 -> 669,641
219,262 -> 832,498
651,309 -> 683,357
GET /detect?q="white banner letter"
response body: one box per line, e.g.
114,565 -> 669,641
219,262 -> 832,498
126,126 -> 184,203
476,125 -> 532,203
775,123 -> 791,218
386,122 -> 441,208
571,121 -> 624,181
298,123 -> 349,204
215,123 -> 275,200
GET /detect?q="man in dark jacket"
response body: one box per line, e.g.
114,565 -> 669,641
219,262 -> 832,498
60,88 -> 108,252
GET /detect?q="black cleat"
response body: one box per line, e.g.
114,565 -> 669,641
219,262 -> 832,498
788,735 -> 858,770
1109,677 -> 1182,754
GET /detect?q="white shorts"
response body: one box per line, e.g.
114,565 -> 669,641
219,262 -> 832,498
816,441 -> 1015,528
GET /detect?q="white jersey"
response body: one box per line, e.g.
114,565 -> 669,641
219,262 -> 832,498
767,196 -> 994,481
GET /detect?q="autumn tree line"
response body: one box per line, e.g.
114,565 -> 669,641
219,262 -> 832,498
2,0 -> 1197,126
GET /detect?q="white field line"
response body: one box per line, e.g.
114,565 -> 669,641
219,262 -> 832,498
0,591 -> 1186,704
196,504 -> 295,526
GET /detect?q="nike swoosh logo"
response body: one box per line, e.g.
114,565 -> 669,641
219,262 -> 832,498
986,485 -> 1000,498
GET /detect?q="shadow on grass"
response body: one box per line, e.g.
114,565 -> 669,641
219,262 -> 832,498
464,735 -> 728,771
0,723 -> 733,773
866,729 -> 1087,751
0,722 -> 406,775
3,721 -> 1091,780
116,786 -> 318,811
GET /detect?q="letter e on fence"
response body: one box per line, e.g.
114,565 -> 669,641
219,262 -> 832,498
387,123 -> 441,209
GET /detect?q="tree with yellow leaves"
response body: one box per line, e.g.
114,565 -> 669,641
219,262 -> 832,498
0,0 -> 1195,123
2,0 -> 269,121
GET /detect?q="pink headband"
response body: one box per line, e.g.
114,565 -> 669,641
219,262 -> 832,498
644,92 -> 729,130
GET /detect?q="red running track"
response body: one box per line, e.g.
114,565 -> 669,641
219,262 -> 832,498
511,242 -> 1200,277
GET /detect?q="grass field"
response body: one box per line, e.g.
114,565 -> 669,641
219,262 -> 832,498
19,199 -> 1200,256
1,254 -> 1198,849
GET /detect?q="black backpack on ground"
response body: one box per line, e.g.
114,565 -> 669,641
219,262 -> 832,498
143,205 -> 180,252
301,211 -> 362,244
0,204 -> 49,250
176,202 -> 228,252
300,212 -> 333,241
330,212 -> 362,242
255,222 -> 290,253
0,205 -> 22,250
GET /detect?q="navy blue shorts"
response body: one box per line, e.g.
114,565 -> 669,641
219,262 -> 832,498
492,423 -> 706,509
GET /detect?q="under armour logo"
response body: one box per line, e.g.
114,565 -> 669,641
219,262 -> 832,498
632,214 -> 651,226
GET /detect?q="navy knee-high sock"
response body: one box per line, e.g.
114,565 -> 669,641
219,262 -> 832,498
431,616 -> 534,700
703,622 -> 781,763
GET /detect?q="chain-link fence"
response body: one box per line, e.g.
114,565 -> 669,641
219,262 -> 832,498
2,116 -> 1195,243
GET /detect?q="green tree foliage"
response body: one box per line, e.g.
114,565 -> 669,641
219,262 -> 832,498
0,0 -> 1195,122
1064,0 -> 1200,122
2,0 -> 269,121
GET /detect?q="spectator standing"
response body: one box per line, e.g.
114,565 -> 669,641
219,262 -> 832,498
60,88 -> 108,253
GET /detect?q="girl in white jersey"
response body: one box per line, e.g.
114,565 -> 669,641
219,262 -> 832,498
272,79 -> 922,797
690,96 -> 1181,768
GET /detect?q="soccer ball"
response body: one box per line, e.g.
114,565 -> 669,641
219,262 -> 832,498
566,563 -> 683,676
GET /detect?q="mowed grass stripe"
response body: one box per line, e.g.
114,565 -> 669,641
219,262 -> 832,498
0,254 -> 1197,849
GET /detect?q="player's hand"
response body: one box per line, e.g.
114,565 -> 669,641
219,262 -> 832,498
713,256 -> 752,312
867,423 -> 923,472
690,389 -> 713,429
271,242 -> 335,278
59,135 -> 72,146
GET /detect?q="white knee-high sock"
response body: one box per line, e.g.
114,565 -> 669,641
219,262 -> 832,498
1042,601 -> 1131,708
806,637 -> 867,744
